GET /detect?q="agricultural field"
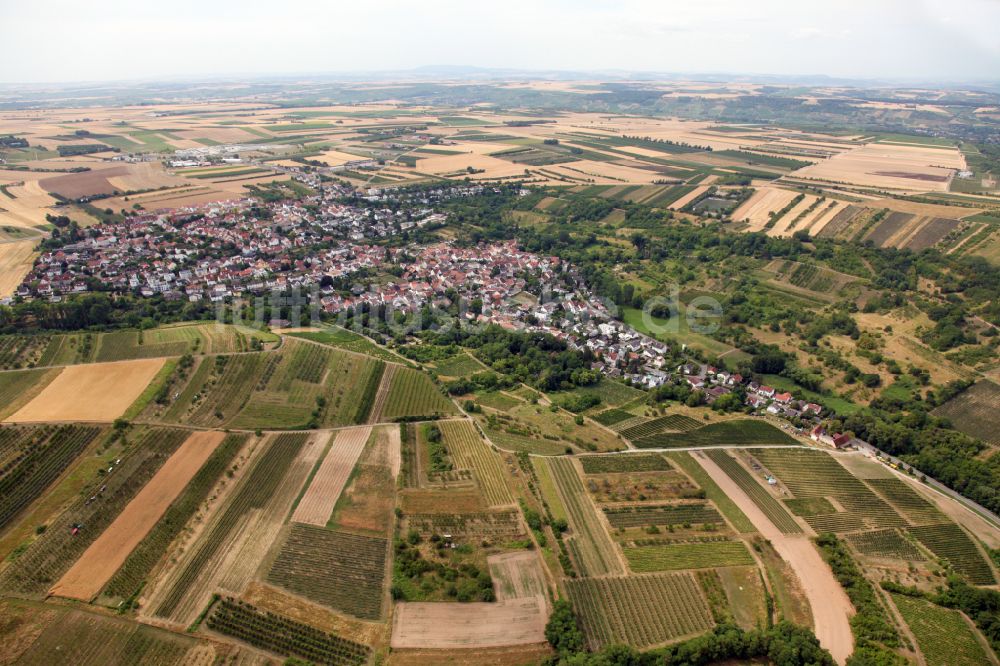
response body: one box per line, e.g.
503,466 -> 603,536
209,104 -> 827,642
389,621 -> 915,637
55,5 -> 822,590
1,600 -> 227,666
438,420 -> 514,507
377,367 -> 455,421
267,524 -> 388,620
0,427 -> 189,595
157,343 -> 386,429
535,457 -> 623,576
51,430 -> 226,601
664,452 -> 757,533
99,433 -> 248,605
147,432 -> 320,624
891,593 -> 992,666
432,353 -> 488,377
580,453 -> 672,474
0,369 -> 61,420
291,426 -> 371,526
631,419 -> 797,449
908,523 -> 997,584
932,379 -> 1000,446
846,528 -> 926,561
0,425 -> 103,532
477,400 -> 622,454
704,450 -> 802,534
5,358 -> 165,423
603,502 -> 723,529
207,597 -> 370,666
619,413 -> 702,440
750,448 -> 907,533
623,539 -> 754,572
564,573 -> 713,650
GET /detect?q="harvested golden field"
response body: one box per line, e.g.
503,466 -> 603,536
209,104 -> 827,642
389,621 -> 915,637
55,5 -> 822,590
793,143 -> 965,193
0,179 -> 59,228
668,185 -> 710,210
768,194 -> 820,237
6,358 -> 165,423
732,187 -> 799,230
49,431 -> 225,601
0,240 -> 39,298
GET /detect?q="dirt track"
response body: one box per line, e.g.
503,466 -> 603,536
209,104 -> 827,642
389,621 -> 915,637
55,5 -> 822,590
49,431 -> 225,601
695,452 -> 854,665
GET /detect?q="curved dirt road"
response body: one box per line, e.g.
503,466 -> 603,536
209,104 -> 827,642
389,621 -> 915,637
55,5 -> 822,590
695,452 -> 854,665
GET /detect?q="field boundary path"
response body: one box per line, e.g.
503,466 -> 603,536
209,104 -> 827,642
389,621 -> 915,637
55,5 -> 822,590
693,450 -> 854,665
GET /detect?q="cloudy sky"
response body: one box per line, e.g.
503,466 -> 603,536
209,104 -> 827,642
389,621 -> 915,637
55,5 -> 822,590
2,0 -> 998,83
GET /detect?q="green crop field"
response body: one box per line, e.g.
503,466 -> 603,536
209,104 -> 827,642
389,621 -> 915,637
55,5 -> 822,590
0,427 -> 189,595
0,335 -> 51,370
632,419 -> 796,448
863,477 -> 946,525
591,408 -> 634,426
580,453 -> 672,474
623,539 -> 754,571
286,328 -> 403,362
476,391 -> 522,411
751,448 -> 906,533
891,593 -> 990,666
267,525 -> 387,620
705,451 -> 802,534
439,420 -> 513,507
665,452 -> 756,533
603,502 -> 722,529
540,457 -> 623,576
379,367 -> 455,420
0,368 -> 58,419
0,425 -> 103,532
101,433 -> 248,603
432,353 -> 486,377
92,324 -> 273,362
620,414 -> 702,440
908,523 -> 996,584
565,573 -> 713,650
846,529 -> 926,561
931,379 -> 1000,446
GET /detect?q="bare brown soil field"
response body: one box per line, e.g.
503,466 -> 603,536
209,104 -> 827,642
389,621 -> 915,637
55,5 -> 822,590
7,358 -> 165,423
694,451 -> 854,665
39,165 -> 131,199
291,426 -> 371,526
49,431 -> 225,601
0,240 -> 39,298
391,596 -> 548,649
400,488 -> 487,514
332,425 -> 396,534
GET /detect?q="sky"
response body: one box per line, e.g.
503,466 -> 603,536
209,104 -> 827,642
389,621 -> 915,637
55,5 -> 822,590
2,0 -> 999,84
